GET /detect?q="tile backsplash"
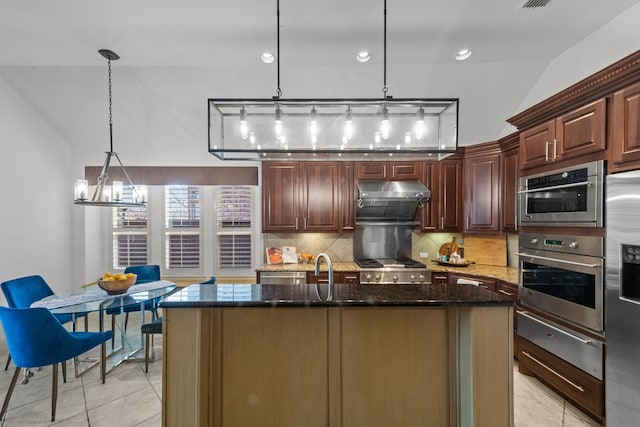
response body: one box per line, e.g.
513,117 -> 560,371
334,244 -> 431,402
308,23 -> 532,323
263,232 -> 462,264
263,231 -> 517,267
263,233 -> 354,263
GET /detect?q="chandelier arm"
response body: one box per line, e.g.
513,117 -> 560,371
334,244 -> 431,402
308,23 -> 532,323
91,152 -> 113,202
112,153 -> 141,198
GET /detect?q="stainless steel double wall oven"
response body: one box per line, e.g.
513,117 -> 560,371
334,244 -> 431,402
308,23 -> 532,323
516,160 -> 606,382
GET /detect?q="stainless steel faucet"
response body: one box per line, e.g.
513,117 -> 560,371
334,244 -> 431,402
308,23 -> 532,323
314,252 -> 333,301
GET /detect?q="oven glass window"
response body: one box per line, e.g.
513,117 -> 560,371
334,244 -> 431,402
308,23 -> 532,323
522,260 -> 595,308
526,185 -> 588,214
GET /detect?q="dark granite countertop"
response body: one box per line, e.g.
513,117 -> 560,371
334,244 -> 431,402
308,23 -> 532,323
160,283 -> 514,308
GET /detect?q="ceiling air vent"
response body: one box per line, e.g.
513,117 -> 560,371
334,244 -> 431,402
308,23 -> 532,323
521,0 -> 551,8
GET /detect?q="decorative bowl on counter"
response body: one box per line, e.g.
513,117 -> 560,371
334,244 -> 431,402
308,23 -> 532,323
98,274 -> 137,295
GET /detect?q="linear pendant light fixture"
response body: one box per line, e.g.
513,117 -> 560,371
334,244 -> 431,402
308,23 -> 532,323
208,0 -> 458,161
74,49 -> 146,207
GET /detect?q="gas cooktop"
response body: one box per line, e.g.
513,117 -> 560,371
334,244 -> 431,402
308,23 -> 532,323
355,257 -> 426,269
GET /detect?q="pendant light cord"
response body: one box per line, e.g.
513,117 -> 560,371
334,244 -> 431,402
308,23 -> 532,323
107,57 -> 114,153
382,0 -> 388,98
275,0 -> 282,98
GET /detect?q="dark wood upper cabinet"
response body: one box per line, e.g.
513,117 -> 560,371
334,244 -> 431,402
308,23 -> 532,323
610,81 -> 640,173
419,158 -> 463,232
356,161 -> 422,181
262,161 -> 340,233
464,150 -> 501,233
262,162 -> 300,232
555,98 -> 606,161
301,162 -> 340,232
500,134 -> 519,232
340,162 -> 356,231
519,99 -> 606,171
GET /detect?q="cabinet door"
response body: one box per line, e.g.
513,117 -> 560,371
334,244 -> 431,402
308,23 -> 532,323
439,159 -> 464,232
555,98 -> 606,161
520,120 -> 556,170
501,149 -> 519,232
340,162 -> 356,231
464,154 -> 501,232
301,162 -> 340,232
262,162 -> 300,232
356,162 -> 388,180
390,161 -> 422,180
611,82 -> 640,171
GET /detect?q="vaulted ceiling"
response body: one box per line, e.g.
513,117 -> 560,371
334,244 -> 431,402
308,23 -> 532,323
1,0 -> 639,163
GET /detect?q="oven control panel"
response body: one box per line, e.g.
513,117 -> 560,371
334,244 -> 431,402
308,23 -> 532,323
520,233 -> 603,258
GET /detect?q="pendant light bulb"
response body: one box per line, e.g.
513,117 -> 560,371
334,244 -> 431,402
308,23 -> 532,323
374,131 -> 381,144
415,107 -> 425,140
309,106 -> 318,143
381,107 -> 390,140
239,107 -> 249,140
344,107 -> 353,140
274,106 -> 283,139
404,132 -> 412,144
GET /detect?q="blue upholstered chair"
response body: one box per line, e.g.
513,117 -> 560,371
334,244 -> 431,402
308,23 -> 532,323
1,275 -> 88,372
0,306 -> 112,422
107,265 -> 161,343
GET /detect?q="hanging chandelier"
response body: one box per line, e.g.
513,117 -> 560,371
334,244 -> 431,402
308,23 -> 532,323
74,49 -> 146,207
208,0 -> 458,161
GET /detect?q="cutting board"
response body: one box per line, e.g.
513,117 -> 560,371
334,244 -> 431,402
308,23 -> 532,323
463,234 -> 507,266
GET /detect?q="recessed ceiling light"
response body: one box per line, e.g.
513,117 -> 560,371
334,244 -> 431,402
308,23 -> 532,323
260,52 -> 275,64
455,49 -> 472,61
356,51 -> 372,63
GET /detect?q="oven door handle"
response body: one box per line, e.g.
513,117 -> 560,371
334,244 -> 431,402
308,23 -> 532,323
515,252 -> 601,269
517,181 -> 591,194
519,311 -> 593,345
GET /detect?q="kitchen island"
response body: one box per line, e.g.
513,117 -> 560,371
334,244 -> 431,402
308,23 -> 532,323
160,283 -> 514,427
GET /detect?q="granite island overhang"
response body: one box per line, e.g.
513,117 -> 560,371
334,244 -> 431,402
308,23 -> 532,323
160,283 -> 514,427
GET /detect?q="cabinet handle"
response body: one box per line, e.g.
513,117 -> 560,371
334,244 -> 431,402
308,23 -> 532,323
344,276 -> 358,280
521,351 -> 585,393
479,285 -> 488,289
545,141 -> 550,161
440,217 -> 444,229
466,217 -> 470,230
433,275 -> 448,280
553,138 -> 557,160
304,217 -> 307,230
317,279 -> 329,283
498,289 -> 514,297
295,217 -> 299,230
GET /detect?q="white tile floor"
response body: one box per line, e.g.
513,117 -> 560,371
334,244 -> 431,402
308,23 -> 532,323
0,313 -> 602,426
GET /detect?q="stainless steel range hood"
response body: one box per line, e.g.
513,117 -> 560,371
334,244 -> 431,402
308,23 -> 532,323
356,181 -> 430,222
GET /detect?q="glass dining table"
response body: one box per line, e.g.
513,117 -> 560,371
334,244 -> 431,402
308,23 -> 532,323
31,280 -> 177,383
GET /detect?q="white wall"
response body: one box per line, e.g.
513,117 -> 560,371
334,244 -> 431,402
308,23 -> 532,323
500,2 -> 640,136
0,75 -> 74,296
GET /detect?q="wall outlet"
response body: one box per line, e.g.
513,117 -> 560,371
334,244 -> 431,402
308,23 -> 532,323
419,252 -> 429,259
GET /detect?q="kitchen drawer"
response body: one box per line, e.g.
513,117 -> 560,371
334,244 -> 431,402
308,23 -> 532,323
431,273 -> 448,286
495,281 -> 518,303
517,311 -> 603,380
519,337 -> 603,422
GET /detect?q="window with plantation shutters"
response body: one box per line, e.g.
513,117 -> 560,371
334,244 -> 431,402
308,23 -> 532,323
165,186 -> 201,270
216,186 -> 253,270
112,186 -> 148,269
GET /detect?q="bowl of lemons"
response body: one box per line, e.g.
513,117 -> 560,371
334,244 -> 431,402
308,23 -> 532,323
98,272 -> 137,295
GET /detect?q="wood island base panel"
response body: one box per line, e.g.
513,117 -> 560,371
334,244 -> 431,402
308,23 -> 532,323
160,283 -> 514,427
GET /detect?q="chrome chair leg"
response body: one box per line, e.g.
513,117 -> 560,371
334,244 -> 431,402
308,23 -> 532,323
62,360 -> 67,383
0,367 -> 21,421
3,355 -> 10,371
